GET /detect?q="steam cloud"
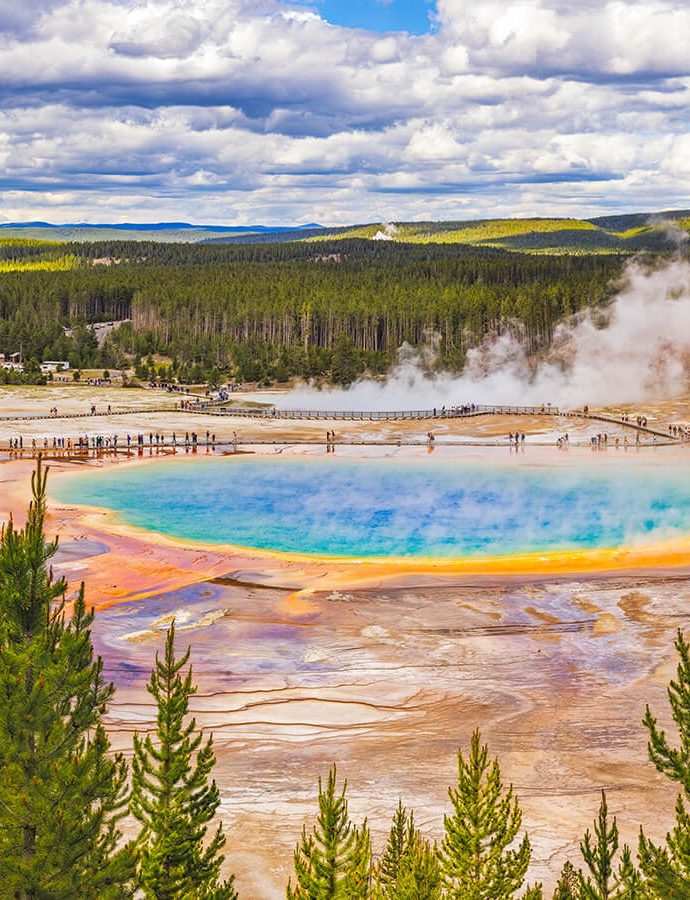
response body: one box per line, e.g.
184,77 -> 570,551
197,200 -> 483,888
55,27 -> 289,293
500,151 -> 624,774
372,223 -> 398,241
278,259 -> 690,411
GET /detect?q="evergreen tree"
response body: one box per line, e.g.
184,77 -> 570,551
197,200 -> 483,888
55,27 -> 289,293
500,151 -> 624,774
580,791 -> 618,899
22,357 -> 45,384
439,728 -> 532,899
553,860 -> 581,899
330,333 -> 360,386
287,765 -> 371,898
579,791 -> 641,899
617,846 -> 644,898
639,629 -> 690,897
522,887 -> 544,900
339,820 -> 372,899
374,800 -> 442,899
131,623 -> 236,899
393,831 -> 442,900
0,459 -> 133,898
377,800 -> 409,891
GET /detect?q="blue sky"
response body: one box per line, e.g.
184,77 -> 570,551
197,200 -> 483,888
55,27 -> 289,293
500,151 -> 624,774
0,0 -> 689,225
298,0 -> 434,35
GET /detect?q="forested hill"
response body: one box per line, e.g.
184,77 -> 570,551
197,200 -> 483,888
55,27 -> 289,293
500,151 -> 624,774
0,209 -> 689,251
0,238 -> 627,385
295,210 -> 690,254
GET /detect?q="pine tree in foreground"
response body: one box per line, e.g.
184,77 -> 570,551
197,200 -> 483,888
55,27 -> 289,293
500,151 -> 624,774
376,799 -> 409,893
287,765 -> 371,898
639,628 -> 690,897
373,799 -> 442,899
522,887 -> 544,900
553,860 -> 581,899
0,458 -> 133,897
438,728 -> 533,899
131,623 -> 236,899
579,791 -> 642,899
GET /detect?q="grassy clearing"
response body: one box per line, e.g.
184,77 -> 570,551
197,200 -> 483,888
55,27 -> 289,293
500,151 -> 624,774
614,226 -> 650,239
0,255 -> 79,273
307,224 -> 383,241
305,214 -> 690,254
311,217 -> 603,247
0,237 -> 62,248
406,218 -> 599,244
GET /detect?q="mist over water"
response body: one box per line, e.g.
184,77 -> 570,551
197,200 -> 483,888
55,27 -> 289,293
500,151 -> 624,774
55,456 -> 690,559
277,260 -> 690,411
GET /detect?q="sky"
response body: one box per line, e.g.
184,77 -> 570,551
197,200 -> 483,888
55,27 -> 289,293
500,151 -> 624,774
297,0 -> 434,35
0,0 -> 689,225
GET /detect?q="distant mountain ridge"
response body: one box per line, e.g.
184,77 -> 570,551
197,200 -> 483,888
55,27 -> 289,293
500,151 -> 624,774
0,210 -> 688,252
0,221 -> 323,231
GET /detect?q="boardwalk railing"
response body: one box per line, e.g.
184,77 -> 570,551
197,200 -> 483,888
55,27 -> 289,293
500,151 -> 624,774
206,403 -> 561,421
0,401 -> 681,442
0,407 -> 177,422
0,403 -> 561,423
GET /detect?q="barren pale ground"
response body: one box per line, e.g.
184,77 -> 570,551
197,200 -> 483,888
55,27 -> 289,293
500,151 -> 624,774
2,384 -> 690,895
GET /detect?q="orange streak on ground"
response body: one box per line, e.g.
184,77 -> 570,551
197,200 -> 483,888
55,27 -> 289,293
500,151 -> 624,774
50,476 -> 690,595
54,504 -> 690,602
4,437 -> 690,896
4,455 -> 690,610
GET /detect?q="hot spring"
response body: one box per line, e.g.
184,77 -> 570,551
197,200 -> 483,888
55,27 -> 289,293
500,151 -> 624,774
52,455 -> 690,560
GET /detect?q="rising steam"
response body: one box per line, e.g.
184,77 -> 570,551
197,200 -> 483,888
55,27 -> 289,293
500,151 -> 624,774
372,223 -> 398,241
278,259 -> 690,410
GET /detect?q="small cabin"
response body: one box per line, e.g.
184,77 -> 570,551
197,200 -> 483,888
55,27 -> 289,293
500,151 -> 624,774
1,352 -> 23,370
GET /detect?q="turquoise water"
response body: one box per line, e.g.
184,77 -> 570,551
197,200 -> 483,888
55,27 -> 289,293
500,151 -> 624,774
53,456 -> 690,559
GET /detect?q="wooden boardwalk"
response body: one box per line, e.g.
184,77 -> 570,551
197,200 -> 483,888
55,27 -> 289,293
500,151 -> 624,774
0,401 -> 680,442
0,402 -> 558,422
0,436 -> 680,458
205,403 -> 558,420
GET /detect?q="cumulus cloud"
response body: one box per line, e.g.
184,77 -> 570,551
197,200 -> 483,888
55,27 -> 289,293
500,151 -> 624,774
437,0 -> 690,78
0,0 -> 688,223
0,0 -> 66,38
110,12 -> 207,58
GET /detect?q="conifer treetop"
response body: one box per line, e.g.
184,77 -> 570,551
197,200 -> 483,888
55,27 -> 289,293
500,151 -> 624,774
131,622 -> 236,899
639,629 -> 690,897
439,728 -> 531,900
0,458 -> 133,897
288,764 -> 371,899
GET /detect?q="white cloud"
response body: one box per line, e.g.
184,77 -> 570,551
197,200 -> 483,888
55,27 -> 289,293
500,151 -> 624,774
437,0 -> 690,77
110,12 -> 206,58
0,0 -> 688,223
407,122 -> 464,162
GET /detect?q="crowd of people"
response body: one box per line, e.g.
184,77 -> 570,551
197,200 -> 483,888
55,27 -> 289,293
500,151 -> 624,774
4,431 -> 224,454
668,423 -> 690,439
145,381 -> 239,399
4,398 -> 690,456
620,413 -> 649,427
179,399 -> 210,411
590,432 -> 648,450
591,433 -> 611,449
442,403 -> 478,416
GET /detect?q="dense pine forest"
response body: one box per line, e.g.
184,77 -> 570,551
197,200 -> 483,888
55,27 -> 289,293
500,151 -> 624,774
1,461 -> 690,898
0,238 -> 627,385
